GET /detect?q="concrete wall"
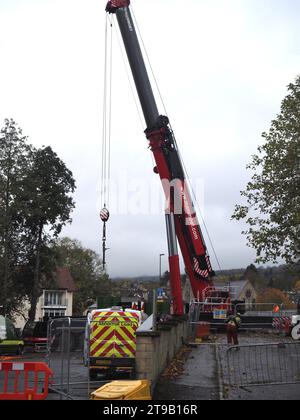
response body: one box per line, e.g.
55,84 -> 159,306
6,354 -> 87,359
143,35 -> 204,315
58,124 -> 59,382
135,317 -> 189,385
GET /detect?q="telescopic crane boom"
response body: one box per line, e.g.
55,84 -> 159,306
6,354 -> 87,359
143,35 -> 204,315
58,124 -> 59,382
106,0 -> 215,315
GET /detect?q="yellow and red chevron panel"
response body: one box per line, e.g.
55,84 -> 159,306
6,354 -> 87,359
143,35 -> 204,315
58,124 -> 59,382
90,311 -> 139,359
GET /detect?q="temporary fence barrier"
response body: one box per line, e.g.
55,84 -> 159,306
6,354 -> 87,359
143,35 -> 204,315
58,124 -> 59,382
46,317 -> 94,400
234,303 -> 294,317
272,317 -> 292,336
188,302 -> 295,342
46,317 -> 131,400
0,362 -> 53,400
225,342 -> 300,387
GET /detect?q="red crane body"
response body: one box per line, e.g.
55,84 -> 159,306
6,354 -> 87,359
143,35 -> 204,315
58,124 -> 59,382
106,1 -> 216,314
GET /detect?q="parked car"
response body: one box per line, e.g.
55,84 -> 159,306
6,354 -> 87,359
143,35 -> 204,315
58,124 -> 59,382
0,315 -> 24,355
22,317 -> 86,353
22,320 -> 48,352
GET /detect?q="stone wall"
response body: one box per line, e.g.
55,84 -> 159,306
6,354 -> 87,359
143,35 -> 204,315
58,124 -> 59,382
135,316 -> 189,386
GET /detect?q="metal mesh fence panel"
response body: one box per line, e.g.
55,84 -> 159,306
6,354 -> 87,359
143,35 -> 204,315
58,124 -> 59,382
225,342 -> 300,387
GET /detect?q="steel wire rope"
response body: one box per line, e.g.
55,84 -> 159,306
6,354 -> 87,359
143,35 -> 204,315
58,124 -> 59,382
101,14 -> 108,208
100,14 -> 114,271
101,14 -> 115,210
175,145 -> 223,272
131,6 -> 222,271
107,14 -> 113,207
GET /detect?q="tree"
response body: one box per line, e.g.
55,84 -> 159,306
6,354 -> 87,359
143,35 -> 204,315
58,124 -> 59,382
21,147 -> 76,320
243,264 -> 267,290
257,288 -> 296,310
0,120 -> 76,320
53,237 -> 111,315
0,119 -> 33,315
232,76 -> 300,267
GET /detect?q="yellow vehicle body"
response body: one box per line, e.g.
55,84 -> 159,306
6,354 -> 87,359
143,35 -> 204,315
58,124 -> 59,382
0,316 -> 24,355
88,308 -> 142,377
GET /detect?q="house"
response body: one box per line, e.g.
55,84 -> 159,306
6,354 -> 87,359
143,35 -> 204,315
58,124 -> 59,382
38,267 -> 76,320
14,267 -> 76,330
229,279 -> 257,309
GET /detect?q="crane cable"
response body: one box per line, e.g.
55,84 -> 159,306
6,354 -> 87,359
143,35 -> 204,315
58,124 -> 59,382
131,6 -> 222,271
100,14 -> 113,270
112,15 -> 144,132
111,14 -> 155,168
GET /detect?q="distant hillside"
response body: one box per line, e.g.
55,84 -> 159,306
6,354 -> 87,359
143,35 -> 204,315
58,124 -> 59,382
112,276 -> 158,283
112,271 -> 245,283
111,264 -> 299,291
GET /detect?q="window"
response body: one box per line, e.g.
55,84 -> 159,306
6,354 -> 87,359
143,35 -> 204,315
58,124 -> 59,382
44,291 -> 66,307
44,310 -> 66,318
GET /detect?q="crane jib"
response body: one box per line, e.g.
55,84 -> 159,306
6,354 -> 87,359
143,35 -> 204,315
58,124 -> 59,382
106,1 -> 215,313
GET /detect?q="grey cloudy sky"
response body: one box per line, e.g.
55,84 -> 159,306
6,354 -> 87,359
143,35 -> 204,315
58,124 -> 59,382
0,0 -> 299,277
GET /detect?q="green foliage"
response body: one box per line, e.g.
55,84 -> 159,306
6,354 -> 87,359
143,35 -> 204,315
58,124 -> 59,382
214,264 -> 298,292
233,76 -> 300,266
0,119 -> 33,314
21,146 -> 76,236
257,288 -> 296,309
0,119 -> 76,319
53,237 -> 111,315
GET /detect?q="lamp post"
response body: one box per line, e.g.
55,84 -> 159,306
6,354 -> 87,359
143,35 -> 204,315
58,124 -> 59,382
159,253 -> 165,285
152,253 -> 165,332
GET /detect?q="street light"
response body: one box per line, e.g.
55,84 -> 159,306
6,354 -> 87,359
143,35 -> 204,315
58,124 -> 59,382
153,253 -> 165,332
159,253 -> 165,285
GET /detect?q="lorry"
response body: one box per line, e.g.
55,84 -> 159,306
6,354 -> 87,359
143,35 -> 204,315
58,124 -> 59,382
0,315 -> 24,356
85,307 -> 143,379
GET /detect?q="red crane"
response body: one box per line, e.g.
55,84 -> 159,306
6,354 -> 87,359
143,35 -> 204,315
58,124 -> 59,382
106,0 -> 216,315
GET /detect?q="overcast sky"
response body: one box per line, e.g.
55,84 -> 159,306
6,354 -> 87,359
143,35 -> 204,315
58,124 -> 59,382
0,0 -> 299,277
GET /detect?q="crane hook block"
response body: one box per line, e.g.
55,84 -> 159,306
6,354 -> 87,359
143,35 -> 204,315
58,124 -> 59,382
100,208 -> 110,223
106,0 -> 130,13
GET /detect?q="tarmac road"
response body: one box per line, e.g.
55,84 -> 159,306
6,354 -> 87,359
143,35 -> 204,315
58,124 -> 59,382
154,332 -> 300,401
154,344 -> 220,401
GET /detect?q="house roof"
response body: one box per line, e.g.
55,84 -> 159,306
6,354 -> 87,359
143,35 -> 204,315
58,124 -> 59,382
54,267 -> 76,292
229,280 -> 253,300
